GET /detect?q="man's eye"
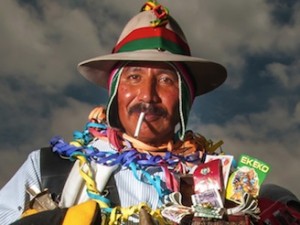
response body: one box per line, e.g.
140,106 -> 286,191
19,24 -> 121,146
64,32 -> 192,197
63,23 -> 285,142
126,74 -> 142,84
159,76 -> 176,85
127,74 -> 141,81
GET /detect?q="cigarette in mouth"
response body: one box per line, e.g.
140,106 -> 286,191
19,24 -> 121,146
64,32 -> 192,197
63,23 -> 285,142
134,111 -> 145,138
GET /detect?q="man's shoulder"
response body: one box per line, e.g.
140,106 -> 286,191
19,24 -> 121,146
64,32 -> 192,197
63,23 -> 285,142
39,146 -> 74,195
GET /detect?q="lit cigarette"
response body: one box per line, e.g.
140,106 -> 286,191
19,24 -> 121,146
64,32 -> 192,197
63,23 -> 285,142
134,112 -> 145,138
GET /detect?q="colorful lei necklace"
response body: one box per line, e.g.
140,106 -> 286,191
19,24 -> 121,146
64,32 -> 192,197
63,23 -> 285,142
50,106 -> 223,224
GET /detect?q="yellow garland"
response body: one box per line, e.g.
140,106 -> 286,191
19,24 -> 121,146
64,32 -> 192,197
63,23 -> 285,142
73,153 -> 169,224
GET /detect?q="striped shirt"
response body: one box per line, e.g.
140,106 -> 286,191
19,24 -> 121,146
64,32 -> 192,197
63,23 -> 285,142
0,150 -> 41,225
0,139 -> 167,224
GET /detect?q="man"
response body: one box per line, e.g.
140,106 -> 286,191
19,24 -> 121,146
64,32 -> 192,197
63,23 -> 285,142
0,2 -> 226,224
0,1 -> 298,225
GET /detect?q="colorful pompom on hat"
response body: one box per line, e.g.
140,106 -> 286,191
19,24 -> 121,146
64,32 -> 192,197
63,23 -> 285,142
77,0 -> 227,96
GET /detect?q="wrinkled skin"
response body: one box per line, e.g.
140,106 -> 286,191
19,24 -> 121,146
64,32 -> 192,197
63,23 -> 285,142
117,62 -> 180,146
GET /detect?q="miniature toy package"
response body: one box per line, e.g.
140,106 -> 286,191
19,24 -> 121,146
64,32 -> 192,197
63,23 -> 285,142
226,154 -> 271,204
192,159 -> 225,219
163,154 -> 270,224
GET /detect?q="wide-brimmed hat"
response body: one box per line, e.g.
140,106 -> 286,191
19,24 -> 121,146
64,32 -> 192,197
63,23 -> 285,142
78,2 -> 227,96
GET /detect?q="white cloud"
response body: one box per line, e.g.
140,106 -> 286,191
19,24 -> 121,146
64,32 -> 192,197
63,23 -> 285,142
2,0 -> 297,91
0,0 -> 101,91
274,2 -> 300,54
264,60 -> 300,89
49,98 -> 96,140
295,102 -> 300,123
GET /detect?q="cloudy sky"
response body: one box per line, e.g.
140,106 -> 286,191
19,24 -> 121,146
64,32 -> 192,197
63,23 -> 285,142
1,0 -> 299,197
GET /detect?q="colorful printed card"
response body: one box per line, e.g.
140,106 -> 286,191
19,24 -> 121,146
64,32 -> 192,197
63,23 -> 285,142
161,204 -> 193,223
226,154 -> 271,204
191,188 -> 224,209
193,159 -> 224,194
205,155 -> 234,188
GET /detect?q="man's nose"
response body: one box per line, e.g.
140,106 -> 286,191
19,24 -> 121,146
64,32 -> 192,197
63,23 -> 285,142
137,79 -> 159,103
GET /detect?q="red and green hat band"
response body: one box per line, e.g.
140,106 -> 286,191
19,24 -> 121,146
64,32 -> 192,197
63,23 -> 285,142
112,27 -> 191,56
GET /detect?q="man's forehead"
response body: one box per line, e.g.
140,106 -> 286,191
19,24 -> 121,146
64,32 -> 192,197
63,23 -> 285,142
122,61 -> 177,73
123,61 -> 177,75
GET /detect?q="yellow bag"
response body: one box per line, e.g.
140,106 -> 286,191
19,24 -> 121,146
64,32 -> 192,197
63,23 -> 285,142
12,200 -> 101,225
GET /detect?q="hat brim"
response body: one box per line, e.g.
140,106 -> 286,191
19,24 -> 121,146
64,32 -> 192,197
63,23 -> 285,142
78,49 -> 227,96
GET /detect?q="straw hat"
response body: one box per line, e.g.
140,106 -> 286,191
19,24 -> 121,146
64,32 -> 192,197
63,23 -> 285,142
78,2 -> 227,96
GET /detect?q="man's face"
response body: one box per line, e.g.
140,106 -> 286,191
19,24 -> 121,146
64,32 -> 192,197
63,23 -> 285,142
117,62 -> 180,146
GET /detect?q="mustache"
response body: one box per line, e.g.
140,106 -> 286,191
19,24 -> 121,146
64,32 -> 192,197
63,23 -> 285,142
128,103 -> 167,117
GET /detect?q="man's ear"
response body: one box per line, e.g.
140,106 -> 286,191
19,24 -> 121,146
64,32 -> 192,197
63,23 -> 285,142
109,99 -> 123,130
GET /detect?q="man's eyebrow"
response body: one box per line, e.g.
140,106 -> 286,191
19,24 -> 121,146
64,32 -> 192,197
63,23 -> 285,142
124,66 -> 177,75
124,67 -> 142,73
158,68 -> 177,74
